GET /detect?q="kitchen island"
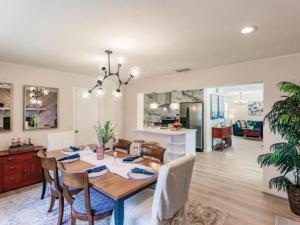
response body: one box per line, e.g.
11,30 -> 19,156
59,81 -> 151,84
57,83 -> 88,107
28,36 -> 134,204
135,127 -> 197,161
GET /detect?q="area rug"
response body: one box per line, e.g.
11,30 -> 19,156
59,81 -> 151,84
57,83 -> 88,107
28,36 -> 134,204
0,185 -> 228,225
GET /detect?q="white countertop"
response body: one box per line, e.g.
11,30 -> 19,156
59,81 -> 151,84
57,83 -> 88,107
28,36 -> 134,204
135,127 -> 197,135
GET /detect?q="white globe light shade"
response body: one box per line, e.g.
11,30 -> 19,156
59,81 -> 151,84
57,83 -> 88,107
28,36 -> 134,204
42,89 -> 49,95
37,100 -> 42,106
149,102 -> 159,110
170,102 -> 179,110
130,66 -> 141,78
112,89 -> 122,98
82,91 -> 90,99
241,26 -> 257,34
96,88 -> 105,97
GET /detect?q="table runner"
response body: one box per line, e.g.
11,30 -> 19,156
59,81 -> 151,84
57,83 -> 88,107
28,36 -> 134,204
64,149 -> 153,179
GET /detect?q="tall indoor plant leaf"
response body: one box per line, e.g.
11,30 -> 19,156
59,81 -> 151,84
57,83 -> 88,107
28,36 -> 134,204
94,121 -> 116,147
257,81 -> 300,215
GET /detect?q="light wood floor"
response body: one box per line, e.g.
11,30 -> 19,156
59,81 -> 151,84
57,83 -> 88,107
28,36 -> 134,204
189,136 -> 300,225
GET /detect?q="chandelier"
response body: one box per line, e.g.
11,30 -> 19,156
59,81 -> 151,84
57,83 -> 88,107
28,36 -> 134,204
84,50 -> 140,99
234,92 -> 248,105
29,87 -> 49,106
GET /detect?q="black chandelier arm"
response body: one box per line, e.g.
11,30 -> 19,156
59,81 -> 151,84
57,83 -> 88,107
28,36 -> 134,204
116,63 -> 121,75
107,51 -> 111,75
32,89 -> 43,99
124,75 -> 133,85
89,83 -> 100,93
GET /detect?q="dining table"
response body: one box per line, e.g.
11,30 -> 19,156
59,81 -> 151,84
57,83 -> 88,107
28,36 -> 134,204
46,148 -> 162,225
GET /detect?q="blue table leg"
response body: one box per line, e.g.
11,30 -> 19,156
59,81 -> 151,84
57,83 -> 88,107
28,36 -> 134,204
114,199 -> 124,225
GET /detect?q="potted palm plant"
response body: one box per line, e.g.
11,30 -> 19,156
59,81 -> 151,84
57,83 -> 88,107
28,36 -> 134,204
258,81 -> 300,215
95,120 -> 116,150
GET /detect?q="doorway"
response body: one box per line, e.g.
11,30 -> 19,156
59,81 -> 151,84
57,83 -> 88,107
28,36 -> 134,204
73,87 -> 102,145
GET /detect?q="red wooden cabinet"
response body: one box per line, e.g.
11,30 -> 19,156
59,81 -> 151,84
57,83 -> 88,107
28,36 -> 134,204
212,127 -> 232,151
0,146 -> 45,193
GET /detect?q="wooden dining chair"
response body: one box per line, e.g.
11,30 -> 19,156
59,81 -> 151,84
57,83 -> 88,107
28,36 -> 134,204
38,150 -> 80,225
87,144 -> 97,151
113,139 -> 132,154
40,131 -> 75,200
58,163 -> 116,225
141,145 -> 166,163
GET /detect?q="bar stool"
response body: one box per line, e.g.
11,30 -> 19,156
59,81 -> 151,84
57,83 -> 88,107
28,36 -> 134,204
130,140 -> 145,155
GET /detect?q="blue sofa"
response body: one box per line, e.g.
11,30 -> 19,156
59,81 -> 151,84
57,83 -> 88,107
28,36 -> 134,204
232,120 -> 263,138
232,123 -> 244,136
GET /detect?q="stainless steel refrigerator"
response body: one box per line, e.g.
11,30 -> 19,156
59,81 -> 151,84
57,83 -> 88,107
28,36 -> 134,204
180,102 -> 204,151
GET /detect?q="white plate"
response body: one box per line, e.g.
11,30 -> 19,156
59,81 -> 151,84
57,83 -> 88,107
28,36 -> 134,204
58,157 -> 80,164
88,169 -> 109,178
62,146 -> 85,153
127,168 -> 158,181
132,157 -> 144,163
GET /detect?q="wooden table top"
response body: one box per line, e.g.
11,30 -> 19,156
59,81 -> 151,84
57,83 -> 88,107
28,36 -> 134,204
46,150 -> 162,200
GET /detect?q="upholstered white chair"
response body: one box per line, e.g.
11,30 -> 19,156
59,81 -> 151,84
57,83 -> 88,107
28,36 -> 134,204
110,154 -> 195,225
47,130 -> 75,151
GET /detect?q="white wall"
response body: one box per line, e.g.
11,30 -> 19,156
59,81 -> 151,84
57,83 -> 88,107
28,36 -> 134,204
123,53 -> 300,198
226,96 -> 264,121
0,61 -> 123,150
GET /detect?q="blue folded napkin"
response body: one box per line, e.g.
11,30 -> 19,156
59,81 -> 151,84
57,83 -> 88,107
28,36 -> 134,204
58,153 -> 80,161
123,156 -> 141,162
87,165 -> 107,174
131,167 -> 155,175
70,146 -> 81,151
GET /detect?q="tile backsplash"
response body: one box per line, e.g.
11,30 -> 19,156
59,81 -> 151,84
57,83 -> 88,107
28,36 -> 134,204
144,89 -> 203,124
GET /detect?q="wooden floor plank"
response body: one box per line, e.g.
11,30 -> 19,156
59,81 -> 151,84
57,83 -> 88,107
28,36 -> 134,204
189,136 -> 300,225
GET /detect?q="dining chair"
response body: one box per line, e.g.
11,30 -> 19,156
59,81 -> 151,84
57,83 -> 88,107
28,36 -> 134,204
143,141 -> 159,147
113,139 -> 132,154
141,145 -> 166,163
87,144 -> 97,151
110,154 -> 195,225
40,130 -> 76,199
38,150 -> 81,225
58,163 -> 116,225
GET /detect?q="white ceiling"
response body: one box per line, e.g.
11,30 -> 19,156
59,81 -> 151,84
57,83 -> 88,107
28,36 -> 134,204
0,0 -> 300,78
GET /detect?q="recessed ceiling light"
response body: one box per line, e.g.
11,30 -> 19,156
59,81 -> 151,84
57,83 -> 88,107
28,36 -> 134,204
241,26 -> 257,34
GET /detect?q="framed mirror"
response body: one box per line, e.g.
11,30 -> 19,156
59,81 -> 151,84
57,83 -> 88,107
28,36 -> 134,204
0,83 -> 12,132
24,85 -> 58,130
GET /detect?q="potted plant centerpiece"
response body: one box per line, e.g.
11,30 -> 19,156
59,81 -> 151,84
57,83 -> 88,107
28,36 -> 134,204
94,121 -> 116,159
258,82 -> 300,215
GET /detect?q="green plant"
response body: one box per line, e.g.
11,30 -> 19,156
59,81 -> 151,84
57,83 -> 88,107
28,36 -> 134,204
258,82 -> 300,191
94,121 -> 116,147
29,114 -> 39,127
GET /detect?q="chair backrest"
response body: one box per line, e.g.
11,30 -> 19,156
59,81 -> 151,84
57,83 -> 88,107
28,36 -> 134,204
47,130 -> 75,151
141,145 -> 166,163
37,150 -> 61,191
58,163 -> 92,214
87,144 -> 97,151
151,155 -> 195,225
113,139 -> 132,153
